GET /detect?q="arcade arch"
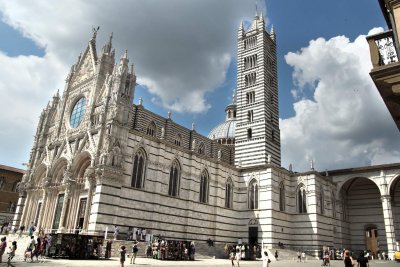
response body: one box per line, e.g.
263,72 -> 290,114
339,177 -> 385,257
389,175 -> 400,246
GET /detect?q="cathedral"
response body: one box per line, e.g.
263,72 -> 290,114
12,12 -> 400,259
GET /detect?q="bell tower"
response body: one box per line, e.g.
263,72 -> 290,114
234,13 -> 281,167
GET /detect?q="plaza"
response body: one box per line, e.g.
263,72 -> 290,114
0,257 -> 397,267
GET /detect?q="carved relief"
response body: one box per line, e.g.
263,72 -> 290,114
71,52 -> 94,88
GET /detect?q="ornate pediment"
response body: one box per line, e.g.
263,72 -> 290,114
70,50 -> 95,88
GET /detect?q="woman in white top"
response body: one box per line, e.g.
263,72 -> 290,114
235,247 -> 241,267
263,251 -> 270,267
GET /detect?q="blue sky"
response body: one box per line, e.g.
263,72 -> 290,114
1,0 -> 399,171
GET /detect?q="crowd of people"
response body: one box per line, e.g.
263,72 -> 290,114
151,239 -> 195,261
224,243 -> 262,261
225,244 -> 270,267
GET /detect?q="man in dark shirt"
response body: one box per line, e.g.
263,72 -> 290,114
357,251 -> 369,267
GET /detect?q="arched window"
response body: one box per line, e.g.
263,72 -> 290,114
168,160 -> 180,197
247,128 -> 252,139
247,110 -> 254,123
198,142 -> 205,155
131,149 -> 146,189
331,191 -> 336,218
248,179 -> 259,209
146,121 -> 156,137
225,178 -> 233,208
297,184 -> 307,213
199,170 -> 209,203
0,176 -> 4,190
12,181 -> 19,192
246,91 -> 255,104
70,97 -> 87,128
279,182 -> 285,211
174,133 -> 181,146
320,186 -> 325,215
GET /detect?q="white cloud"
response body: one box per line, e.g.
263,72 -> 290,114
0,51 -> 67,167
0,0 -> 261,113
0,0 -> 264,167
281,30 -> 400,172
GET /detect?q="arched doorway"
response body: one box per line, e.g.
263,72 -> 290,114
365,225 -> 379,255
248,219 -> 259,260
340,177 -> 385,257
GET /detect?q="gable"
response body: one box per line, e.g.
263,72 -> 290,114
70,48 -> 96,88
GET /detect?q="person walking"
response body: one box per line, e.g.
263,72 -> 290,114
275,250 -> 278,261
301,251 -> 306,262
130,241 -> 139,264
263,251 -> 270,267
0,237 -> 7,263
6,241 -> 17,267
235,247 -> 241,267
356,251 -> 369,267
119,245 -> 126,267
343,250 -> 354,267
230,249 -> 235,266
45,234 -> 52,256
114,225 -> 120,240
18,225 -> 25,237
297,251 -> 301,262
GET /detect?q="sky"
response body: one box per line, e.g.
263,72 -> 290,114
1,0 -> 399,172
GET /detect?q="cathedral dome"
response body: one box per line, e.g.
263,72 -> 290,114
208,102 -> 236,145
208,119 -> 235,140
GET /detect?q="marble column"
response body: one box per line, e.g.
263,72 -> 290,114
19,190 -> 31,229
83,170 -> 96,232
12,190 -> 27,228
58,185 -> 71,232
381,195 -> 397,259
36,187 -> 50,231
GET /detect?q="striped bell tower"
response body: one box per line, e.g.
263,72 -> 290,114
234,12 -> 281,167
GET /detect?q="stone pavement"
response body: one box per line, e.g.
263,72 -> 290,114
0,258 -> 397,267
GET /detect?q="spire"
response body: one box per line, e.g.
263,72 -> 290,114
108,32 -> 113,45
53,89 -> 59,99
91,26 -> 100,42
122,49 -> 128,59
270,24 -> 275,41
238,20 -> 244,37
102,32 -> 113,54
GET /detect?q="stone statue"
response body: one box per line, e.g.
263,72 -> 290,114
218,150 -> 222,160
161,127 -> 165,139
192,139 -> 196,151
91,26 -> 100,40
267,154 -> 271,164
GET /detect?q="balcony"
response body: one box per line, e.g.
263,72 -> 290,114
367,30 -> 398,67
367,30 -> 400,130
